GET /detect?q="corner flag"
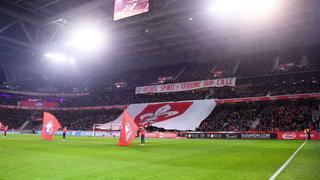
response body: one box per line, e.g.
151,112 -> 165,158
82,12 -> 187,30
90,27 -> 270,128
42,112 -> 61,141
118,109 -> 138,146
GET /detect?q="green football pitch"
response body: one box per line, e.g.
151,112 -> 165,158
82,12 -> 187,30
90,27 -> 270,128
0,135 -> 319,180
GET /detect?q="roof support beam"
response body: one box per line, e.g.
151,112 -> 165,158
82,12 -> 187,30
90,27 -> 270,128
0,7 -> 41,25
33,0 -> 62,12
0,36 -> 37,50
0,20 -> 18,34
19,22 -> 35,44
45,0 -> 111,24
137,32 -> 171,53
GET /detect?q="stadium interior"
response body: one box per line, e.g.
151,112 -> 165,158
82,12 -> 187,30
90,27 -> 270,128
0,0 -> 319,179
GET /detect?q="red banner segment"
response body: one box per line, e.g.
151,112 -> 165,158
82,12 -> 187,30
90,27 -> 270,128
0,121 -> 4,129
41,112 -> 61,141
145,132 -> 178,139
118,109 -> 138,146
20,100 -> 59,108
0,104 -> 127,111
0,89 -> 89,97
135,77 -> 236,94
277,131 -> 320,140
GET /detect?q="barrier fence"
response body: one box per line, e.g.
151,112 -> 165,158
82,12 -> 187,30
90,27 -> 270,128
178,131 -> 320,140
18,130 -> 319,140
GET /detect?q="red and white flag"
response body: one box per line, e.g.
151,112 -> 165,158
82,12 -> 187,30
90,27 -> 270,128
41,112 -> 61,141
98,99 -> 216,131
0,121 -> 4,130
118,109 -> 138,146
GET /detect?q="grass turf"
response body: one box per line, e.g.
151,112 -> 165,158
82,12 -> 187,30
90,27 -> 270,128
0,135 -> 319,180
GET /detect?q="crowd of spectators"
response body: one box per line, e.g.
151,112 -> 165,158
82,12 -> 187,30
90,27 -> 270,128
50,109 -> 122,130
0,109 -> 122,131
0,46 -> 319,132
0,109 -> 33,129
198,100 -> 320,132
57,73 -> 320,107
1,99 -> 318,132
95,46 -> 320,88
0,46 -> 319,108
0,73 -> 318,108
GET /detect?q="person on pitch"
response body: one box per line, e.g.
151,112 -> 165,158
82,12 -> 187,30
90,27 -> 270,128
304,128 -> 311,140
140,126 -> 146,145
62,126 -> 67,141
3,125 -> 8,137
307,128 -> 311,140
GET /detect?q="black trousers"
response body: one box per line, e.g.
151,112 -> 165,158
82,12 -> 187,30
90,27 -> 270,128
307,132 -> 311,140
141,135 -> 145,144
4,131 -> 7,136
63,132 -> 66,139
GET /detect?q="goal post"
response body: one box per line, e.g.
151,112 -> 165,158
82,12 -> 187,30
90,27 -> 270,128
92,123 -> 121,137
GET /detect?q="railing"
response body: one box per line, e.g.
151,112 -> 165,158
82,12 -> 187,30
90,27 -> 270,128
0,89 -> 89,97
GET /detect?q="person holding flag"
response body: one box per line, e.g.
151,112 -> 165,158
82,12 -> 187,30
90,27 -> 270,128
140,127 -> 146,145
62,126 -> 67,141
3,125 -> 8,137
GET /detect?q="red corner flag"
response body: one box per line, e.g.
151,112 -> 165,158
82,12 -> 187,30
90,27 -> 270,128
118,109 -> 138,146
42,112 -> 61,141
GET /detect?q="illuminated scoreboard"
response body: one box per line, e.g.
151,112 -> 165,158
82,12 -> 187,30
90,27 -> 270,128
114,0 -> 150,21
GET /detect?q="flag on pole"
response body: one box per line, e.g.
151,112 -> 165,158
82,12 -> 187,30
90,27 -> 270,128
118,109 -> 138,146
41,112 -> 61,141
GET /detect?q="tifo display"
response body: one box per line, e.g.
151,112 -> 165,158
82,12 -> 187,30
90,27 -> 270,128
0,0 -> 319,179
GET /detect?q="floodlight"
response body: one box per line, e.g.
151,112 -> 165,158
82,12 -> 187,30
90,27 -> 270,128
209,0 -> 280,20
44,52 -> 75,64
67,23 -> 106,53
68,58 -> 75,65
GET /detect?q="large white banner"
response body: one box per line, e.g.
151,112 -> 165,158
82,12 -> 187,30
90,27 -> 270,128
135,77 -> 236,94
96,99 -> 216,131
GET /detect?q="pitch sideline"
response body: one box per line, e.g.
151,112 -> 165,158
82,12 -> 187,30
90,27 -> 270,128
269,140 -> 307,180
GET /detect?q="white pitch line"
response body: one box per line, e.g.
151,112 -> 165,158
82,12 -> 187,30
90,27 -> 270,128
269,140 -> 307,180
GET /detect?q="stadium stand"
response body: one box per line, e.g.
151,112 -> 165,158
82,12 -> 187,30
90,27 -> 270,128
0,45 -> 319,131
0,109 -> 34,129
198,100 -> 319,132
50,109 -> 122,130
1,0 -> 319,179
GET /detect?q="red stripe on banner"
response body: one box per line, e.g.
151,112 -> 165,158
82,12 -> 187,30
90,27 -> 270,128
20,100 -> 59,108
277,131 -> 320,140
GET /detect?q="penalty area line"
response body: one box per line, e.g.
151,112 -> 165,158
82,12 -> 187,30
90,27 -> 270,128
269,140 -> 307,180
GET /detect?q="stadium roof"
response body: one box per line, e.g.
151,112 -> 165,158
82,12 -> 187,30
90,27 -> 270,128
0,0 -> 319,63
